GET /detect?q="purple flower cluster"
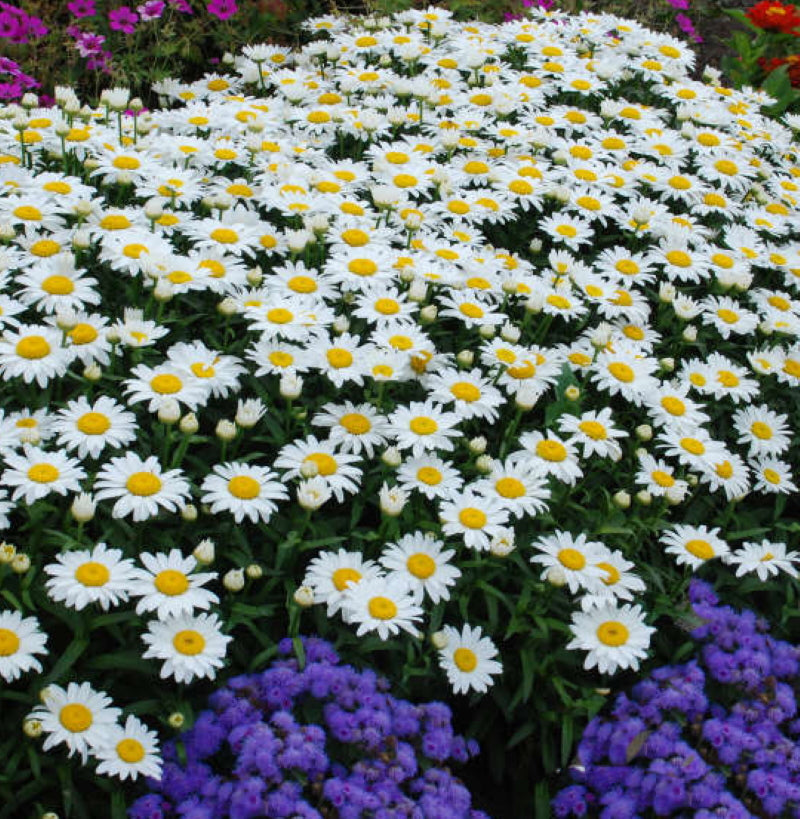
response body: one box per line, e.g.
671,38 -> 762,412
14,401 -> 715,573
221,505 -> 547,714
553,580 -> 800,818
0,56 -> 39,102
0,2 -> 47,44
129,637 -> 488,819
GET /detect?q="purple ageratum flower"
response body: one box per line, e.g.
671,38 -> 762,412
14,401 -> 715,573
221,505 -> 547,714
67,0 -> 97,17
108,5 -> 138,33
206,0 -> 237,20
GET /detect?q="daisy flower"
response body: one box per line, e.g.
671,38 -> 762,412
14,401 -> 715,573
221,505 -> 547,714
2,445 -> 86,505
591,346 -> 659,406
341,575 -> 424,640
200,462 -> 289,524
643,384 -> 710,432
438,490 -> 510,552
379,531 -> 461,604
422,367 -> 505,422
567,602 -> 655,675
751,457 -> 798,495
558,408 -> 627,460
167,341 -> 246,399
302,549 -> 383,616
0,323 -> 73,388
129,549 -> 218,620
311,401 -> 391,457
437,623 -> 502,695
732,405 -> 791,458
310,332 -> 368,388
94,715 -> 163,781
44,543 -> 137,611
387,400 -> 462,457
274,436 -> 363,502
579,550 -> 647,611
516,432 -> 584,485
657,428 -> 727,472
396,454 -> 464,502
124,363 -> 210,412
696,453 -> 751,500
29,681 -> 121,763
530,531 -> 607,595
701,295 -> 759,339
659,524 -> 730,571
142,612 -> 232,684
635,454 -> 688,498
93,453 -> 191,521
51,396 -> 138,459
472,458 -> 550,519
0,610 -> 48,682
15,254 -> 100,315
728,540 -> 800,581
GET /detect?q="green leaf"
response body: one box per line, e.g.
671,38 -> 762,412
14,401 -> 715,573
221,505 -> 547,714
560,715 -> 574,768
44,637 -> 90,683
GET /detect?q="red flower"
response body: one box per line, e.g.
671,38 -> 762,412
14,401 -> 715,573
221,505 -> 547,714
747,0 -> 800,33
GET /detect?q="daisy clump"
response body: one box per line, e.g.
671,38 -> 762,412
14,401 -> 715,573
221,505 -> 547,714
1,3 -> 800,815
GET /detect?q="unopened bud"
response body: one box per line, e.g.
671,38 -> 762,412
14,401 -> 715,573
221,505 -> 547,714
489,528 -> 515,557
419,305 -> 438,324
529,238 -> 543,253
279,373 -> 303,399
332,316 -> 350,335
613,490 -> 631,509
158,399 -> 181,424
70,492 -> 96,523
468,436 -> 487,455
659,357 -> 675,372
475,454 -> 493,474
153,278 -> 174,302
379,483 -> 408,516
431,630 -> 449,650
223,568 -> 245,592
167,712 -> 185,729
0,542 -> 16,564
478,324 -> 495,339
565,385 -> 580,401
23,719 -> 43,738
215,419 -> 237,441
83,362 -> 102,381
245,563 -> 263,580
217,296 -> 238,316
181,504 -> 198,522
11,553 -> 31,574
500,322 -> 521,343
193,539 -> 215,565
407,279 -> 427,302
635,424 -> 653,442
293,585 -> 315,607
179,413 -> 199,435
456,350 -> 474,368
635,489 -> 652,506
381,446 -> 402,467
682,325 -> 697,342
246,266 -> 262,286
546,565 -> 568,587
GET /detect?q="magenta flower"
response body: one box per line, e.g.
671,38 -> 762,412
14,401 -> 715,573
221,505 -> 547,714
67,0 -> 97,17
206,0 -> 238,21
108,5 -> 138,33
169,0 -> 193,11
137,0 -> 165,20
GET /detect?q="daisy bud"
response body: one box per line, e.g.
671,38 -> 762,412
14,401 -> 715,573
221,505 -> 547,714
594,688 -> 611,696
167,712 -> 185,729
332,316 -> 350,335
217,297 -> 238,317
72,229 -> 91,250
223,568 -> 245,592
635,424 -> 653,442
144,198 -> 164,220
70,492 -> 96,523
153,278 -> 174,302
515,386 -> 539,410
500,322 -> 521,343
468,436 -> 487,455
399,267 -> 416,283
419,305 -> 438,324
658,284 -> 676,304
81,360 -> 102,382
235,398 -> 266,429
457,350 -> 474,368
379,483 -> 408,517
23,718 -> 43,738
215,419 -> 237,442
590,324 -> 613,348
430,630 -> 449,650
293,585 -> 315,608
245,563 -> 263,580
73,199 -> 95,218
213,192 -> 233,211
759,321 -> 773,336
490,528 -> 516,557
546,565 -> 568,587
279,373 -> 303,399
246,266 -> 263,287
180,413 -> 199,435
193,539 -> 215,565
158,399 -> 181,425
41,813 -> 59,819
297,476 -> 331,510
659,357 -> 675,372
565,385 -> 580,401
381,447 -> 402,468
0,542 -> 16,563
682,325 -> 697,342
181,504 -> 198,522
687,474 -> 699,487
635,490 -> 652,506
529,238 -> 543,253
479,324 -> 495,339
525,293 -> 544,314
613,490 -> 631,509
306,213 -> 330,236
665,486 -> 686,505
475,454 -> 493,474
18,427 -> 40,446
0,222 -> 15,241
300,459 -> 319,478
407,279 -> 427,302
635,447 -> 648,459
11,553 -> 31,574
286,229 -> 312,253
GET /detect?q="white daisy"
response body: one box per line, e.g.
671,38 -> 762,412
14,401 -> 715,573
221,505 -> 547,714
200,462 -> 289,523
341,575 -> 424,640
274,436 -> 363,502
1,445 -> 86,505
472,458 -> 550,519
659,524 -> 730,571
51,396 -> 138,459
387,400 -> 463,457
94,715 -> 163,781
380,531 -> 461,604
396,454 -> 464,502
732,405 -> 791,458
302,549 -> 383,616
0,323 -> 73,388
558,408 -> 628,459
311,401 -> 391,457
728,539 -> 800,581
0,610 -> 48,682
515,432 -> 583,485
530,531 -> 607,595
437,623 -> 502,695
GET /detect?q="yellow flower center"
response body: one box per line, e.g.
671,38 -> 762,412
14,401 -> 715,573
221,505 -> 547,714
123,243 -> 148,259
43,181 -> 70,194
394,174 -> 417,188
348,258 -> 377,276
450,382 -> 480,402
556,225 -> 577,238
506,361 -> 536,379
458,507 -> 487,529
509,179 -> 533,195
569,352 -> 592,366
27,464 -> 59,483
173,629 -> 206,655
685,539 -> 714,560
113,156 -> 141,170
661,396 -> 685,416
0,628 -> 20,656
326,348 -> 353,369
652,470 -> 675,488
464,160 -> 489,175
459,303 -> 484,319
453,647 -> 478,672
716,309 -> 739,324
623,325 -> 645,341
100,214 -> 131,230
768,295 -> 790,311
304,453 -> 337,476
680,437 -> 705,455
717,370 -> 739,387
578,421 -> 607,440
751,421 -> 773,440
665,250 -> 691,267
597,562 -> 620,586
341,229 -> 369,247
59,704 -> 93,733
374,298 -> 399,315
125,472 -> 162,496
495,477 -> 525,498
154,569 -> 190,596
14,205 -> 42,221
705,193 -> 727,208
410,416 -> 438,435
596,621 -> 629,647
607,362 -> 634,383
288,275 -> 317,293
150,374 -> 182,394
448,200 -> 470,214
116,738 -> 146,764
15,335 -> 51,360
764,469 -> 781,485
547,294 -> 572,310
269,351 -> 294,368
190,362 -> 215,378
368,596 -> 398,620
332,567 -> 361,591
558,548 -> 586,570
714,160 -> 737,176
417,466 -> 442,485
407,553 -> 436,579
41,274 -> 75,295
168,271 -> 192,284
783,359 -> 800,379
77,412 -> 111,435
536,440 -> 567,462
689,372 -> 707,387
267,308 -> 293,324
715,461 -> 734,479
339,413 -> 371,435
30,239 -> 60,257
210,228 -> 239,244
228,476 -> 261,499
